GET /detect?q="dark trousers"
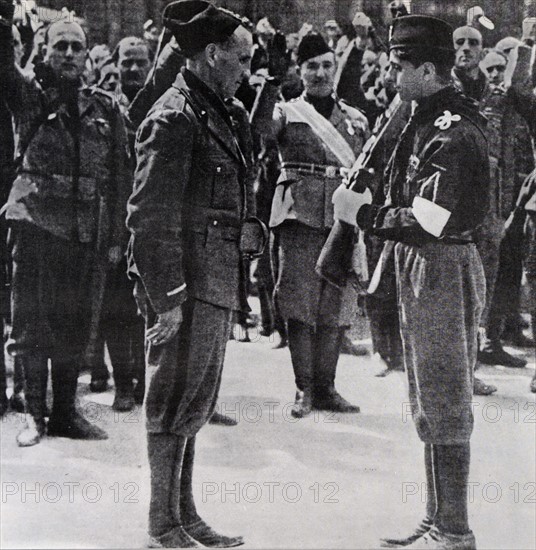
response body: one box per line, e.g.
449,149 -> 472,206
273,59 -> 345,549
7,223 -> 94,420
287,319 -> 344,393
8,222 -> 93,360
86,260 -> 145,389
486,225 -> 524,341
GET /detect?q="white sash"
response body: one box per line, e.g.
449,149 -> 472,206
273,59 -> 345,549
283,97 -> 357,169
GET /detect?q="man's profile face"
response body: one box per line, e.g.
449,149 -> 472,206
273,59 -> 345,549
13,26 -> 23,67
212,26 -> 253,99
118,44 -> 151,92
453,27 -> 482,72
299,51 -> 336,98
388,50 -> 423,102
43,22 -> 87,82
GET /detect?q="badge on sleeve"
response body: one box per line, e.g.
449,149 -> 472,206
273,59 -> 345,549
434,110 -> 461,130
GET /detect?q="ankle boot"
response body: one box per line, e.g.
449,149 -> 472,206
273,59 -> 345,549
381,444 -> 436,547
287,319 -> 314,417
179,437 -> 244,547
16,354 -> 48,447
48,359 -> 107,440
313,327 -> 360,413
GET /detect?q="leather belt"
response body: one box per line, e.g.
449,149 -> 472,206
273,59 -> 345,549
440,237 -> 474,245
280,162 -> 342,179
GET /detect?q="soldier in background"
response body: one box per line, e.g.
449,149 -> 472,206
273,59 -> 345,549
86,37 -> 151,411
477,47 -> 534,371
0,3 -> 131,446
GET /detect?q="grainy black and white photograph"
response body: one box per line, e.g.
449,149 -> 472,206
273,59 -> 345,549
0,0 -> 535,548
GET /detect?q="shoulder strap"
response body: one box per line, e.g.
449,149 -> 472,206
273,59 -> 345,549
284,98 -> 357,168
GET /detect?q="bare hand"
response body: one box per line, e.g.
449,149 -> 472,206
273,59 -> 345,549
108,246 -> 123,265
146,305 -> 183,346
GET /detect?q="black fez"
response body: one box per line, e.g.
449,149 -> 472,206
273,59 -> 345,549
163,0 -> 244,53
297,33 -> 333,66
389,15 -> 454,53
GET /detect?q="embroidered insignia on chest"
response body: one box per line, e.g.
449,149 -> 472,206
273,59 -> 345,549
406,154 -> 420,180
434,110 -> 461,131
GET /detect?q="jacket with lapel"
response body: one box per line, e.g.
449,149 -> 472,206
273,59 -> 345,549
127,69 -> 250,313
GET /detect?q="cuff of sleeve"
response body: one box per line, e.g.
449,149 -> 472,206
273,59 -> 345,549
356,203 -> 375,230
150,284 -> 187,314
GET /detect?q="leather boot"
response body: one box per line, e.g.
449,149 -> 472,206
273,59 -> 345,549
16,354 -> 48,447
147,434 -> 201,548
9,356 -> 27,412
313,326 -> 360,413
287,319 -> 314,418
178,437 -> 244,547
258,285 -> 275,337
48,359 -> 107,440
478,342 -> 527,368
87,332 -> 110,392
381,444 -> 436,547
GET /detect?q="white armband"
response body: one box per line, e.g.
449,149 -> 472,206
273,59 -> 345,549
412,196 -> 451,238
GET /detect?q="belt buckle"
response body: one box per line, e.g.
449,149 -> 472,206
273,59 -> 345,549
325,166 -> 337,179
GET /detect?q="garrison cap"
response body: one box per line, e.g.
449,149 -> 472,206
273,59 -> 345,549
389,15 -> 454,53
297,33 -> 332,66
163,0 -> 246,54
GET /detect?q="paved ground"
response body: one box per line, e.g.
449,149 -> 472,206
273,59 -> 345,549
1,311 -> 535,549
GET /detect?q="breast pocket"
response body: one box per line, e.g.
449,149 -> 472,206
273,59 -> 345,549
211,164 -> 241,211
80,118 -> 113,182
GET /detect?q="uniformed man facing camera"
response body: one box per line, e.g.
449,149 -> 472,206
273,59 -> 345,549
0,1 -> 131,447
251,34 -> 369,419
126,1 -> 264,547
333,16 -> 489,550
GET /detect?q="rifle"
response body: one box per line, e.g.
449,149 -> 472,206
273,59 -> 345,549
315,95 -> 403,288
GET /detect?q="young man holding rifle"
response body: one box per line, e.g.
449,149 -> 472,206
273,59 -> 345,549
333,15 -> 489,550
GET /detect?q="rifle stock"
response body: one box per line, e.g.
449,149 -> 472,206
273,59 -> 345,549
315,95 -> 403,288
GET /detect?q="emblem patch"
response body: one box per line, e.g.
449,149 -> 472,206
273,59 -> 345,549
434,110 -> 461,130
406,154 -> 420,180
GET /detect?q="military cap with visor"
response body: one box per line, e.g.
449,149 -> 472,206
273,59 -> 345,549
389,15 -> 454,53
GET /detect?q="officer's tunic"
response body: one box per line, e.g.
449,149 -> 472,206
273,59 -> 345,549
127,69 -> 251,437
360,87 -> 489,444
253,89 -> 369,328
0,21 -> 131,359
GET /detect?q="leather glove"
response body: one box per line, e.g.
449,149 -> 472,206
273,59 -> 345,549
333,184 -> 372,226
0,0 -> 15,22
